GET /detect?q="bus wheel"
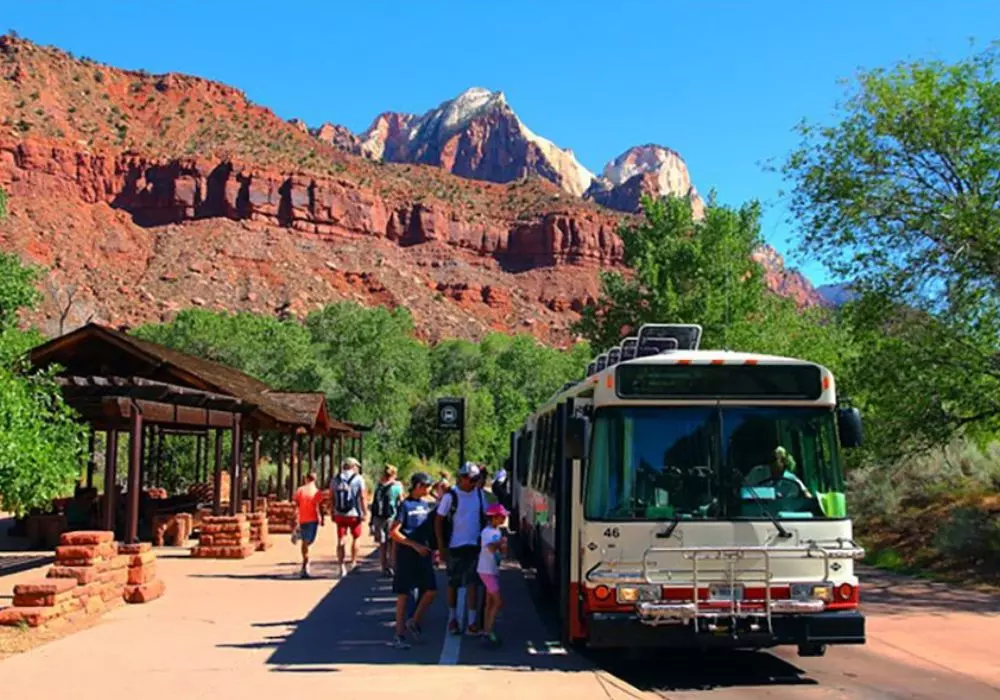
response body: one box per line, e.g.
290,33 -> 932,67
797,643 -> 827,657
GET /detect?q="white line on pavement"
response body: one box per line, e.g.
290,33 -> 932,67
438,586 -> 465,665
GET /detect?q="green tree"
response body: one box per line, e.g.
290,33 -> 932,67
574,195 -> 766,351
0,252 -> 85,515
133,309 -> 321,391
306,302 -> 430,465
0,186 -> 8,220
782,44 -> 1000,455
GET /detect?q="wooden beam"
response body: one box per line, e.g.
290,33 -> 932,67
126,404 -> 143,543
229,416 -> 242,515
103,429 -> 118,531
275,433 -> 284,500
213,428 -> 224,515
250,430 -> 260,513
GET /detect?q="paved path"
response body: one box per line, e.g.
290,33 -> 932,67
1,529 -> 999,699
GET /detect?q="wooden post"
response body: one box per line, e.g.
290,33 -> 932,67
86,428 -> 96,490
155,426 -> 165,488
250,429 -> 260,513
103,429 -> 118,531
338,435 -> 345,471
126,404 -> 143,544
327,436 -> 335,487
229,417 -> 242,515
308,434 -> 315,479
289,430 -> 299,493
213,428 -> 224,515
194,433 -> 202,484
275,432 -> 285,500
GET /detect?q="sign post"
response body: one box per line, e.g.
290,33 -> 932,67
437,397 -> 466,472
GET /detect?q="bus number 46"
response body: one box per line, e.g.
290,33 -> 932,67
603,527 -> 620,538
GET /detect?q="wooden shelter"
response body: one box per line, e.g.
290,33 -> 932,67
29,324 -> 356,541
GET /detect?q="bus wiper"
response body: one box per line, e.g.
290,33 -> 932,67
656,516 -> 681,539
732,468 -> 792,540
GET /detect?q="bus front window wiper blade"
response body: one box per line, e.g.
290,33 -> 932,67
732,468 -> 792,540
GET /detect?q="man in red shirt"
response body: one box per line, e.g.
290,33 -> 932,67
293,472 -> 324,578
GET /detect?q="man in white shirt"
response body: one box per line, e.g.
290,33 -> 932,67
434,461 -> 487,636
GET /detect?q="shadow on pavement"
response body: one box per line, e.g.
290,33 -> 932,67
858,566 -> 1000,615
591,649 -> 815,692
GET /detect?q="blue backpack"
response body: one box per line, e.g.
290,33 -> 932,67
334,472 -> 361,515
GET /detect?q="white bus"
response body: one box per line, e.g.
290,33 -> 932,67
510,324 -> 865,656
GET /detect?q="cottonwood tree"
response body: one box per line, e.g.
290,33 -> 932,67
782,44 -> 1000,455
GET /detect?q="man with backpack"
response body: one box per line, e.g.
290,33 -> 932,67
434,461 -> 488,636
331,457 -> 367,578
371,464 -> 404,578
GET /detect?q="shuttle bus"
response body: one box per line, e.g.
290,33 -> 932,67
509,324 -> 866,656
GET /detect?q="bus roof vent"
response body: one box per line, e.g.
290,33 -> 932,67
606,347 -> 622,367
586,361 -> 596,377
596,354 -> 608,371
636,324 -> 702,356
620,337 -> 639,361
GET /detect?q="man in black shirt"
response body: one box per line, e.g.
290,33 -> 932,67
388,471 -> 437,649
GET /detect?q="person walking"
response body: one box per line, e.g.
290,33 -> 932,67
477,503 -> 509,647
389,471 -> 438,649
371,464 -> 404,577
331,457 -> 366,578
293,472 -> 323,578
435,461 -> 488,636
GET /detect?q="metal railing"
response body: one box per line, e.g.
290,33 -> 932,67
585,538 -> 864,634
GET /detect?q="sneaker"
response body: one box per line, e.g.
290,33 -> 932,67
466,623 -> 481,636
391,635 -> 410,650
486,631 -> 501,648
447,619 -> 460,636
300,567 -> 310,579
405,618 -> 422,642
339,564 -> 348,578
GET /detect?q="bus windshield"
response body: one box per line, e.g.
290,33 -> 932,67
584,406 -> 846,521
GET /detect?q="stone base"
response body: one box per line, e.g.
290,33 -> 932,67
190,544 -> 255,559
123,578 -> 165,604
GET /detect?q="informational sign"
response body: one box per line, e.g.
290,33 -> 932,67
437,397 -> 464,430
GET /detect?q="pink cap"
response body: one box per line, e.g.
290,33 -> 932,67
486,503 -> 508,518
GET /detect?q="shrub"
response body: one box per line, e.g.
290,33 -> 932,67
934,506 -> 1000,568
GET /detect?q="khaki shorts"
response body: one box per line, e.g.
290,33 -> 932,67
371,517 -> 392,545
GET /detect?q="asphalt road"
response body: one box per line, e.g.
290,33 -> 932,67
1,529 -> 997,700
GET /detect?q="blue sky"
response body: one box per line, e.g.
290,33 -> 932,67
5,2 -> 997,285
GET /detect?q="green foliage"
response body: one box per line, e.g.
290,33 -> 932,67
574,194 -> 766,351
934,506 -> 1000,568
0,249 -> 85,516
306,303 -> 430,466
0,186 -> 7,220
783,44 -> 1000,456
134,309 -> 321,391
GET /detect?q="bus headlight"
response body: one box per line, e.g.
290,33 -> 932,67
790,583 -> 832,602
617,585 -> 659,604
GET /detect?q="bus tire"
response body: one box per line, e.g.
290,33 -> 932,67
797,643 -> 827,657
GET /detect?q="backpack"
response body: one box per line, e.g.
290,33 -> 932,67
372,481 -> 397,520
334,472 -> 360,515
437,487 -> 486,551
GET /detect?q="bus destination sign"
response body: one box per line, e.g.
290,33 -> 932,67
615,363 -> 823,400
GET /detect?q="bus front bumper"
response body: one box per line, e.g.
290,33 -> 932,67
584,609 -> 865,649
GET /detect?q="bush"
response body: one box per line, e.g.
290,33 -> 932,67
934,506 -> 1000,568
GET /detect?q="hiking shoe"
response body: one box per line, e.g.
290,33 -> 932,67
466,623 -> 481,636
405,618 -> 423,642
391,635 -> 410,650
447,619 -> 461,636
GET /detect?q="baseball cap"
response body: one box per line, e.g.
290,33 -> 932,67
410,471 -> 433,488
458,461 -> 481,479
485,503 -> 508,518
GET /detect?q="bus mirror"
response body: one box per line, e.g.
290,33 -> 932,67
838,407 -> 863,448
566,416 -> 587,460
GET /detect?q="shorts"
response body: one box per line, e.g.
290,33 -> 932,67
393,549 -> 437,595
446,546 -> 480,588
299,521 -> 318,545
371,517 -> 391,545
479,572 -> 500,595
334,515 -> 363,539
